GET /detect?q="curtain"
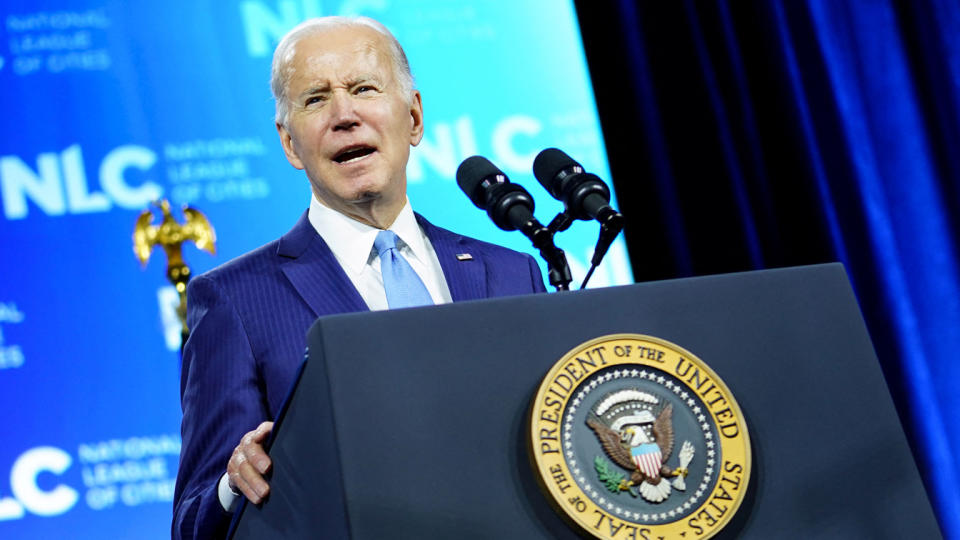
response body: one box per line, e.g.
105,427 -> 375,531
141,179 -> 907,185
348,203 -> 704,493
576,0 -> 960,535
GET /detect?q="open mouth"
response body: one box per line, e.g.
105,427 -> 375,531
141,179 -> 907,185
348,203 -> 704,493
333,145 -> 376,164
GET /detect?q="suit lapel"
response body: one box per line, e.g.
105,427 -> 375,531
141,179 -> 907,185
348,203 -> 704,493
278,212 -> 368,316
418,214 -> 488,302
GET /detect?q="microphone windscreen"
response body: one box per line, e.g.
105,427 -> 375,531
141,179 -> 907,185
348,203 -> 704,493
456,155 -> 504,208
533,148 -> 579,189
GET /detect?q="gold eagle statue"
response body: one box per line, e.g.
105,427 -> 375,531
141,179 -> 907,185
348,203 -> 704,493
134,200 -> 216,270
133,199 -> 216,335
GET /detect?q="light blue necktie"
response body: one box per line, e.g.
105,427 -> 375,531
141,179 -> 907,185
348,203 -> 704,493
374,230 -> 434,309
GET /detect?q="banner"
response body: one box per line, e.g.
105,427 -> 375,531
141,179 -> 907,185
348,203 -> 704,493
0,1 -> 631,537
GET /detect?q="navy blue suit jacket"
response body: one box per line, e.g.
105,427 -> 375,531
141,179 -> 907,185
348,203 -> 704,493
172,212 -> 546,539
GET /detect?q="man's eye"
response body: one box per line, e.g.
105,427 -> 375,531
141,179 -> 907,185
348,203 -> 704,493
356,85 -> 375,94
305,96 -> 324,106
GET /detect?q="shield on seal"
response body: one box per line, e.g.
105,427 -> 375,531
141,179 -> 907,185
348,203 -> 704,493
631,442 -> 662,478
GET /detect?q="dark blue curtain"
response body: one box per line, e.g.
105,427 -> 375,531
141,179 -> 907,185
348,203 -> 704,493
576,0 -> 960,535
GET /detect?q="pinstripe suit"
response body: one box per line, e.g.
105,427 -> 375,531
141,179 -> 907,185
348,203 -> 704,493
172,211 -> 546,539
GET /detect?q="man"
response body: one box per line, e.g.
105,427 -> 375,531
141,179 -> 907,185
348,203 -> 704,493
172,16 -> 545,539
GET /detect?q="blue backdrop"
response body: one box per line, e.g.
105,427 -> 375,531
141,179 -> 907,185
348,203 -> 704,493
0,1 -> 631,537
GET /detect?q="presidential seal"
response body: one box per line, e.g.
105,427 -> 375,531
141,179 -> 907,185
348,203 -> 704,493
529,335 -> 751,539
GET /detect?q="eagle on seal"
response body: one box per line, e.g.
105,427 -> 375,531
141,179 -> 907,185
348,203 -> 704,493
587,403 -> 690,502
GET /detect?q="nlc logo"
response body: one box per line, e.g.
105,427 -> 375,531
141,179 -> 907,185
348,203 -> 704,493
241,0 -> 387,57
0,145 -> 162,220
0,447 -> 78,521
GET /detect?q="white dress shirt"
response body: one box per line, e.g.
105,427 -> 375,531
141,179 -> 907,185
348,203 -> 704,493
306,194 -> 453,310
218,195 -> 453,511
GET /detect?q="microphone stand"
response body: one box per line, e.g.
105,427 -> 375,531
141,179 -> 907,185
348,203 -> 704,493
581,208 -> 625,289
519,218 -> 572,291
546,207 -> 625,289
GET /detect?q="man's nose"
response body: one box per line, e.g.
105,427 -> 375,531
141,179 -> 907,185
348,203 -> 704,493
329,91 -> 361,131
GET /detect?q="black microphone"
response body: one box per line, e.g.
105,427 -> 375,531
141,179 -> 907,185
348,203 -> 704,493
456,155 -> 572,291
532,148 -> 621,228
456,155 -> 538,232
533,148 -> 625,288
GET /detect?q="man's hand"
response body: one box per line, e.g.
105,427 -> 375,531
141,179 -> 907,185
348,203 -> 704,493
227,421 -> 274,504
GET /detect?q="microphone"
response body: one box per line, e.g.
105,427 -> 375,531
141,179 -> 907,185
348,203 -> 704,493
456,155 -> 538,232
456,155 -> 572,291
532,148 -> 621,228
532,148 -> 625,288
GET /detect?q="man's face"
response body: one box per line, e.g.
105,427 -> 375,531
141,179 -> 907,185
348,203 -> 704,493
276,25 -> 424,226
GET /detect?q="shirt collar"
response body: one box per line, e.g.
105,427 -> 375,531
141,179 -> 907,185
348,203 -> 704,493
307,194 -> 428,273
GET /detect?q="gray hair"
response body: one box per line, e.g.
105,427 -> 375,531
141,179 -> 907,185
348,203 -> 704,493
270,16 -> 415,126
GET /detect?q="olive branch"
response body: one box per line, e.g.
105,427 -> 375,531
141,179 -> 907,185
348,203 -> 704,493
594,456 -> 628,494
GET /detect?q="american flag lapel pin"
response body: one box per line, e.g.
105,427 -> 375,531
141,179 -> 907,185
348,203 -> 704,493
455,253 -> 473,261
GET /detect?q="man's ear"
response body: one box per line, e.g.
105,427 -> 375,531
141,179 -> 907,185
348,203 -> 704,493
409,90 -> 424,146
276,122 -> 305,170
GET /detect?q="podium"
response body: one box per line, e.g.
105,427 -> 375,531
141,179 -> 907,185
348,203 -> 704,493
229,263 -> 941,538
